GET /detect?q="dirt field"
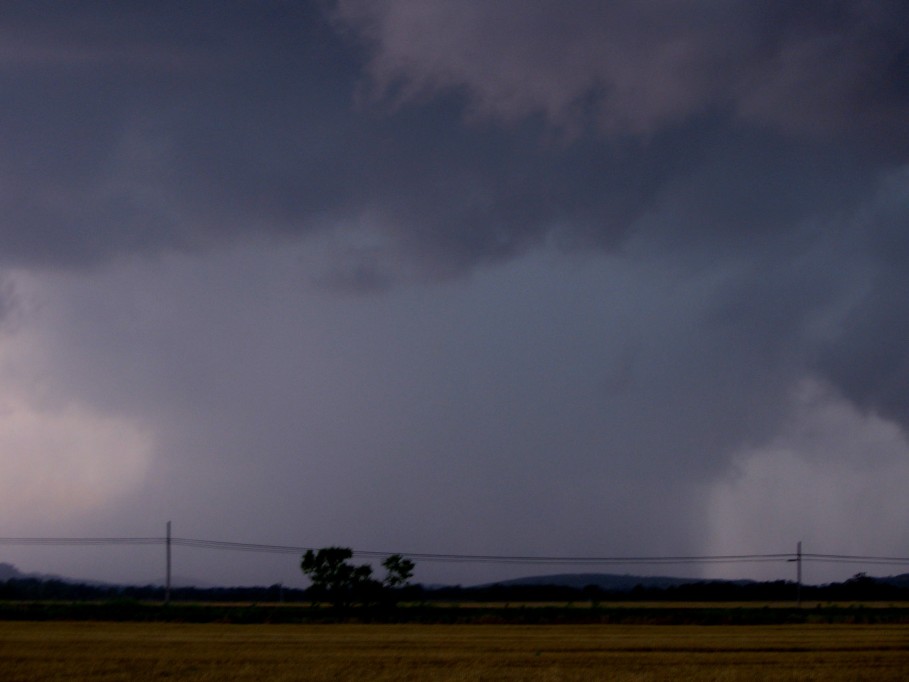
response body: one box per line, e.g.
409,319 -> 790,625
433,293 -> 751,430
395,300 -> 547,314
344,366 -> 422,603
0,621 -> 907,680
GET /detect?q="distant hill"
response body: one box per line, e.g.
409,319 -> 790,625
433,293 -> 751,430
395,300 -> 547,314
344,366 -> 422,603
481,573 -> 754,591
879,573 -> 909,588
4,561 -> 907,594
0,562 -> 113,586
0,563 -> 24,581
0,562 -> 214,588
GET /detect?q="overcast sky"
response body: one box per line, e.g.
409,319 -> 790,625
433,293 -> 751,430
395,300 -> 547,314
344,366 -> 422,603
1,0 -> 909,588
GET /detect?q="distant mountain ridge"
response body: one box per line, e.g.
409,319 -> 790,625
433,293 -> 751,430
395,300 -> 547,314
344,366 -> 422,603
0,563 -> 22,581
0,562 -> 211,588
482,571 -> 909,591
3,561 -> 909,592
481,573 -> 753,591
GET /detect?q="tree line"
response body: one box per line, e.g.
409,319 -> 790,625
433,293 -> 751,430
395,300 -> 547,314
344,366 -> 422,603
2,548 -> 908,604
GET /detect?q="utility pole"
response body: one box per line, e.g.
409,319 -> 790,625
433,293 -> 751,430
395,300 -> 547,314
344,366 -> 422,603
788,540 -> 802,608
165,521 -> 172,606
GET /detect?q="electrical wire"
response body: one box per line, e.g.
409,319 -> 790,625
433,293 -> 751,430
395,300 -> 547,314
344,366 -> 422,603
1,536 -> 908,567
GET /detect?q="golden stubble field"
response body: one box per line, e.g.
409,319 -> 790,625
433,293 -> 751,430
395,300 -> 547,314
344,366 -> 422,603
0,622 -> 907,681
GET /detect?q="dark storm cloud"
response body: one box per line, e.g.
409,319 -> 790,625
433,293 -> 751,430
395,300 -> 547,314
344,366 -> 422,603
1,1 -> 902,276
0,2 -> 906,411
332,0 -> 909,433
2,1 -> 641,276
3,1 -> 909,585
816,172 -> 909,426
335,0 -> 909,145
1,4 -> 401,268
0,12 -> 703,287
0,1 -> 354,266
0,1 -> 906,420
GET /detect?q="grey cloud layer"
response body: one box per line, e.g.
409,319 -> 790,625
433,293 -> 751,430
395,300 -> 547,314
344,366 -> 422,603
2,2 -> 909,583
3,2 -> 904,271
336,0 -> 909,143
2,3 -> 908,432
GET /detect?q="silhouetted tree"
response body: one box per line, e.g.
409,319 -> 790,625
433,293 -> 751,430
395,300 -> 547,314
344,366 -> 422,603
300,548 -> 419,609
382,554 -> 415,588
300,547 -> 374,608
379,554 -> 416,607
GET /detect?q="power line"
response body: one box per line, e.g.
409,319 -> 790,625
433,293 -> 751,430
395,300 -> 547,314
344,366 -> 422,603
0,537 -> 160,546
174,540 -> 792,565
172,538 -> 309,555
804,553 -> 909,566
2,536 -> 909,567
348,552 -> 793,565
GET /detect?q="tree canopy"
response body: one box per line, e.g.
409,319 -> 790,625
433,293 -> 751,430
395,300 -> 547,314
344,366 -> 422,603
382,554 -> 415,588
300,548 -> 415,608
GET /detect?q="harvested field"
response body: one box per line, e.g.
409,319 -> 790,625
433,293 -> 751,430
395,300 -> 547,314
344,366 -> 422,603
0,622 -> 907,681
